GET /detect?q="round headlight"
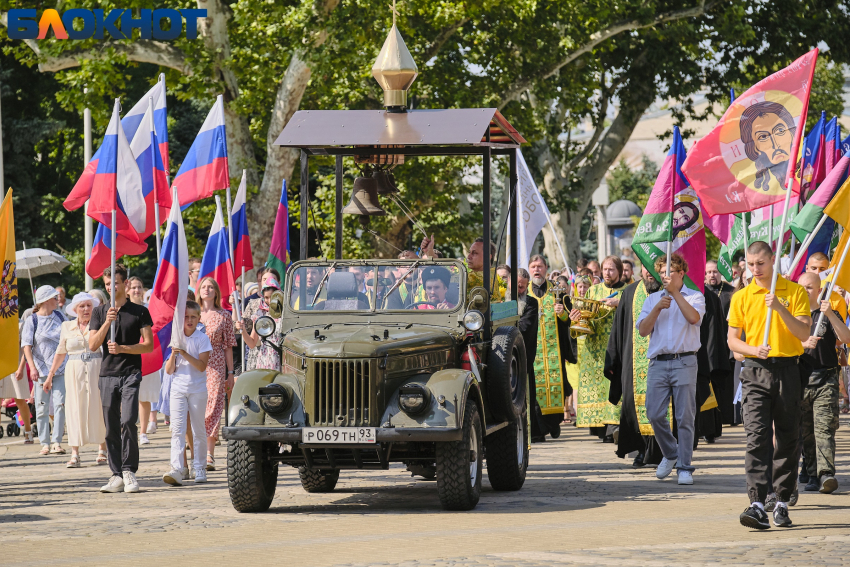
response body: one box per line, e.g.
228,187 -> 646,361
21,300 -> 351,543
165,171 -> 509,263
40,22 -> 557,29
255,315 -> 276,338
398,383 -> 431,416
463,310 -> 484,332
258,383 -> 291,415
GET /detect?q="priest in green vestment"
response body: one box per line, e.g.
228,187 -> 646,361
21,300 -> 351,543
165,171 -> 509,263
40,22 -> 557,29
573,256 -> 626,430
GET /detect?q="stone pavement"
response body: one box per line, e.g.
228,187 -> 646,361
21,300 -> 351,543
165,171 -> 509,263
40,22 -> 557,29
2,416 -> 850,566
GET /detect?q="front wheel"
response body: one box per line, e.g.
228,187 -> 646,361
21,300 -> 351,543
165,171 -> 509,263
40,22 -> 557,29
227,440 -> 278,513
485,415 -> 528,491
298,467 -> 340,493
436,399 -> 483,511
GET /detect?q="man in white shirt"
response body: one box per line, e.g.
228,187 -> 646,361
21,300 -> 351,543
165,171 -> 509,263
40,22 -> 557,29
637,253 -> 706,486
162,301 -> 212,486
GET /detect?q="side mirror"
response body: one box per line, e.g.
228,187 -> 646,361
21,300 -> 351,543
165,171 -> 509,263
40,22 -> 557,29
467,286 -> 489,314
268,290 -> 285,318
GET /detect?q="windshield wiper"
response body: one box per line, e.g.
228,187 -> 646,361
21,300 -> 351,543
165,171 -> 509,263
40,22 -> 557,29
383,261 -> 421,307
311,262 -> 337,305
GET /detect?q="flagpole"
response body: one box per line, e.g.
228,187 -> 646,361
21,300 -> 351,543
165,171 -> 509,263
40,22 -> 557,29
109,98 -> 119,344
21,240 -> 35,301
762,181 -> 795,346
816,239 -> 850,335
225,180 -> 241,320
84,90 -> 93,291
768,204 -> 774,252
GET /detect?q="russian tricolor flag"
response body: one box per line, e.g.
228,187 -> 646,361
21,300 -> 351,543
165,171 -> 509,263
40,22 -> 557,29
142,201 -> 188,375
65,76 -> 168,212
231,170 -> 253,275
129,100 -> 171,240
86,99 -> 147,243
199,200 -> 237,311
172,95 -> 229,209
85,223 -> 148,279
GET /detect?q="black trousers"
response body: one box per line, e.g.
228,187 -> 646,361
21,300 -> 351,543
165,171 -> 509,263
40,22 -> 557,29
99,373 -> 143,476
740,360 -> 801,504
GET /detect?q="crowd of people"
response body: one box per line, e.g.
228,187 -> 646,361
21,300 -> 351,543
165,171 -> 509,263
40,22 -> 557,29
525,241 -> 848,530
2,238 -> 848,530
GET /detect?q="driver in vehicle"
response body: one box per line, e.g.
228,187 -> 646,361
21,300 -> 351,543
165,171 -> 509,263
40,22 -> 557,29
420,236 -> 505,302
418,267 -> 456,310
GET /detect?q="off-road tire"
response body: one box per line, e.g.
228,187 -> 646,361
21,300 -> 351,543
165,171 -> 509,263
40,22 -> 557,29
227,440 -> 278,513
298,467 -> 340,493
487,326 -> 527,422
485,414 -> 528,491
436,399 -> 483,511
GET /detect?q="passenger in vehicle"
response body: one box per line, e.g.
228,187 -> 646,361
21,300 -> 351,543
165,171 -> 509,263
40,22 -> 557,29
419,267 -> 456,310
291,266 -> 324,309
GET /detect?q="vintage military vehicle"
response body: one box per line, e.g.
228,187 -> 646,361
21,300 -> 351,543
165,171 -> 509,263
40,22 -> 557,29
222,22 -> 531,512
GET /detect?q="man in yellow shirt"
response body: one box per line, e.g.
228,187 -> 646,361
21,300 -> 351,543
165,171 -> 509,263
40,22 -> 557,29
729,241 -> 812,530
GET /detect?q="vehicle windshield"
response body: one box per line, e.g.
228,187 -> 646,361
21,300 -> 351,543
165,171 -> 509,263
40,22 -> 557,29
288,261 -> 464,313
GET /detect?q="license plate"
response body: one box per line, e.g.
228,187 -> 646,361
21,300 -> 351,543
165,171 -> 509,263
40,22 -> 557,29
302,427 -> 377,444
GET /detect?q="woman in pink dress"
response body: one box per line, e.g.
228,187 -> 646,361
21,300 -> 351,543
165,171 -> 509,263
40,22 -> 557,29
197,277 -> 236,471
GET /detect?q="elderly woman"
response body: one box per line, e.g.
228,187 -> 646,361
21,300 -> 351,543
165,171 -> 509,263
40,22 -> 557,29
46,293 -> 107,467
237,279 -> 283,371
18,285 -> 67,455
197,277 -> 236,470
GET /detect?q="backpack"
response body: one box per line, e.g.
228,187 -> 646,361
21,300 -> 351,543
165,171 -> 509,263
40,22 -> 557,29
31,310 -> 66,344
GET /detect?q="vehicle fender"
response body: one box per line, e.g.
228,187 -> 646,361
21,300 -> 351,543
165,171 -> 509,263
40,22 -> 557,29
379,369 -> 485,430
227,369 -> 279,426
266,373 -> 307,426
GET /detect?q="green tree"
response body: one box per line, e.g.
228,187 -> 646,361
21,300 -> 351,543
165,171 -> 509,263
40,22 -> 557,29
606,156 -> 659,210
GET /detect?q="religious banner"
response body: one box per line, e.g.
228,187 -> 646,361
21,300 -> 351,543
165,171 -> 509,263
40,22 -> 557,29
682,49 -> 818,217
631,127 -> 706,291
507,151 -> 551,271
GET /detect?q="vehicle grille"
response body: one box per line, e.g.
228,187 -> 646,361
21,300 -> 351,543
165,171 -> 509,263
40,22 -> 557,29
311,359 -> 373,427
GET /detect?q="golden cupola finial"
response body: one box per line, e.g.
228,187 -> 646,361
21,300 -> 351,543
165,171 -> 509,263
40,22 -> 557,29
372,0 -> 418,111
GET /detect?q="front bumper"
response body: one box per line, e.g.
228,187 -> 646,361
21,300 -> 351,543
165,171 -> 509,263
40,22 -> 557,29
222,426 -> 462,443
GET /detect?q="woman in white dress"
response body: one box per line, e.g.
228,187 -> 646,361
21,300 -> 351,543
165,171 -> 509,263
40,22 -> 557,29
46,293 -> 107,467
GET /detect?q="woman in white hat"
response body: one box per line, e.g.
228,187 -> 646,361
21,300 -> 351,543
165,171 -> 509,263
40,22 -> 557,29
45,292 -> 107,467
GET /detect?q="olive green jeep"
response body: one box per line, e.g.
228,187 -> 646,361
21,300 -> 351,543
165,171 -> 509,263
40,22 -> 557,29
223,259 -> 528,512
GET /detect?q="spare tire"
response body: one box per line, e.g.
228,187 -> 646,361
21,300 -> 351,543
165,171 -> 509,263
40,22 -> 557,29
486,326 -> 527,422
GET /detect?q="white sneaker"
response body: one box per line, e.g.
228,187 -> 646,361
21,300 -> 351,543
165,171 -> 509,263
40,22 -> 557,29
181,468 -> 190,481
146,421 -> 157,435
100,475 -> 125,493
678,470 -> 694,485
656,457 -> 675,479
139,433 -> 150,445
189,467 -> 196,480
122,471 -> 140,493
194,470 -> 207,483
163,469 -> 184,486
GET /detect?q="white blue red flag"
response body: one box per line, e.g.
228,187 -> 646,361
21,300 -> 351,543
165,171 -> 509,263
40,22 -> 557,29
86,99 -> 146,242
142,201 -> 188,375
199,200 -> 236,311
230,170 -> 253,274
129,100 -> 171,240
85,223 -> 148,279
172,95 -> 229,209
65,76 -> 168,212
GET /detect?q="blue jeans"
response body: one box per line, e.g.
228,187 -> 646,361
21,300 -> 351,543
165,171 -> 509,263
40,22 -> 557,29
35,375 -> 66,446
646,355 -> 698,472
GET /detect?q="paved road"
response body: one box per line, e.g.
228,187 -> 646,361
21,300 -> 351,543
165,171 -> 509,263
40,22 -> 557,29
3,417 -> 850,566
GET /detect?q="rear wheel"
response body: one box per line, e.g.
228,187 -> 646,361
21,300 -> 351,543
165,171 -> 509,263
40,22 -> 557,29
485,415 -> 528,491
436,399 -> 483,511
298,467 -> 340,493
487,326 -> 527,422
227,440 -> 278,513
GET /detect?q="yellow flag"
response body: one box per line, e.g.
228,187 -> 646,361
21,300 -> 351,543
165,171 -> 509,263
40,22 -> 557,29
0,189 -> 18,378
827,229 -> 850,292
823,177 -> 850,228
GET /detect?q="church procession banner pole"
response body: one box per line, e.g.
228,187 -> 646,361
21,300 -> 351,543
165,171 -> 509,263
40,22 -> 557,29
762,178 -> 795,346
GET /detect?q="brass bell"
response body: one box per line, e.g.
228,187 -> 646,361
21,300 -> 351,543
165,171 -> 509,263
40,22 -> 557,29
373,170 -> 399,195
342,176 -> 387,217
